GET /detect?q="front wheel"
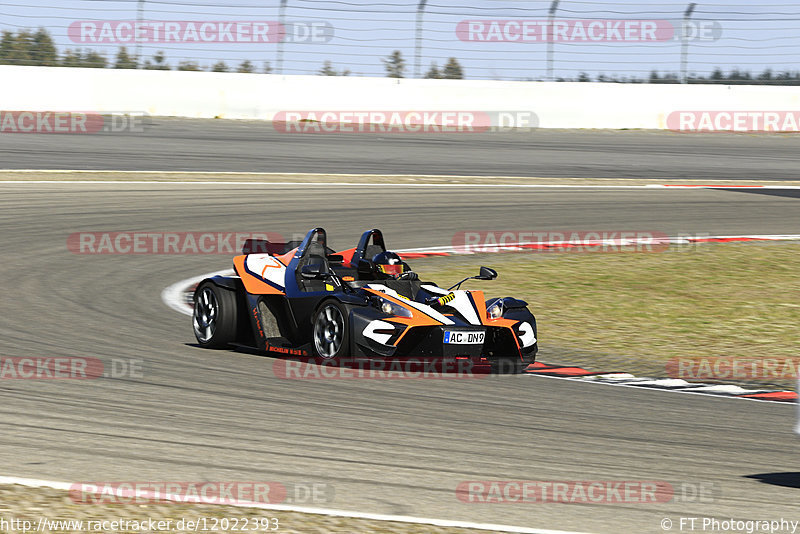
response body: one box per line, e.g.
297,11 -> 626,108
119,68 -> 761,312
311,301 -> 350,360
193,281 -> 238,349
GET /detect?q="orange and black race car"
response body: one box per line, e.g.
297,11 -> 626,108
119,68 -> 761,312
192,228 -> 537,373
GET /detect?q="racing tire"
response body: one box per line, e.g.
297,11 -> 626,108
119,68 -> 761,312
193,281 -> 238,349
311,301 -> 350,360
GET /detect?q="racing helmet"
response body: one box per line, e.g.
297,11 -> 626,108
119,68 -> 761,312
372,251 -> 407,279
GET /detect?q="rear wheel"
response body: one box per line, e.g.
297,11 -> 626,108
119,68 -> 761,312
311,301 -> 350,360
193,281 -> 238,348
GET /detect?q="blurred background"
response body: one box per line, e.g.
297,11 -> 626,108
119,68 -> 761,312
3,0 -> 800,83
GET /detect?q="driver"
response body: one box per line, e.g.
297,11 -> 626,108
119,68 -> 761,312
372,251 -> 418,280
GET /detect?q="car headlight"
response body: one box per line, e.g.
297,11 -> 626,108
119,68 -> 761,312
487,301 -> 503,319
375,296 -> 413,318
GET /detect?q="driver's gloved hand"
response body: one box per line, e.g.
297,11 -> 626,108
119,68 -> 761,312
398,271 -> 419,280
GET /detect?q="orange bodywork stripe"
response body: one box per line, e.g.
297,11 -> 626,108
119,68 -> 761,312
468,291 -> 486,323
390,326 -> 414,346
274,248 -> 298,267
233,255 -> 285,295
336,247 -> 357,267
387,316 -> 441,346
365,288 -> 445,347
261,257 -> 283,276
365,289 -> 443,327
475,292 -> 523,350
485,316 -> 522,350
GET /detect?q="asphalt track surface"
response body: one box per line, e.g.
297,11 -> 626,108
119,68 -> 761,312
1,176 -> 799,533
1,117 -> 800,179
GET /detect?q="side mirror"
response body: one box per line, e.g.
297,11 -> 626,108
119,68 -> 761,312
301,264 -> 327,279
478,266 -> 498,280
448,266 -> 497,290
327,254 -> 344,263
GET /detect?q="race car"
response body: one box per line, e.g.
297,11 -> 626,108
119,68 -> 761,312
192,228 -> 537,373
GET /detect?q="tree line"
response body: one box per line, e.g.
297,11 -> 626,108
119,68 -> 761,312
0,28 -> 465,78
5,27 -> 798,84
0,29 -> 266,72
558,69 -> 800,85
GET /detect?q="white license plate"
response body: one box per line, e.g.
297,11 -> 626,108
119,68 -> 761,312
443,331 -> 485,344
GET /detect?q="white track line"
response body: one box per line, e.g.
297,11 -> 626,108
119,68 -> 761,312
0,476 -> 588,534
1,170 -> 647,176
1,170 -> 800,189
2,180 -> 800,189
0,169 -> 791,179
161,269 -> 232,316
0,180 -> 652,188
398,235 -> 800,255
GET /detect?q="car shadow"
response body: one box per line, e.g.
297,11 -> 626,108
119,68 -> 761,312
184,343 -> 527,376
745,473 -> 800,489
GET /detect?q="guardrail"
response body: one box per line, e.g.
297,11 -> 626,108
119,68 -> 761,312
2,65 -> 800,131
